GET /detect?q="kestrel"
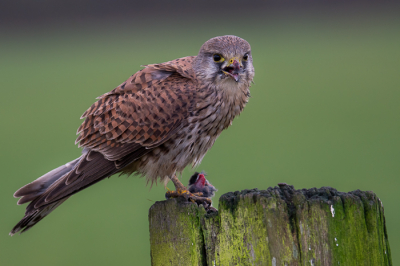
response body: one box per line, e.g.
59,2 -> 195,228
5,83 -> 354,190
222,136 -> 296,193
10,35 -> 255,235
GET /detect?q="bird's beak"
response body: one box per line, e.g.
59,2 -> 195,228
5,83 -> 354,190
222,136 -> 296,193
222,57 -> 243,82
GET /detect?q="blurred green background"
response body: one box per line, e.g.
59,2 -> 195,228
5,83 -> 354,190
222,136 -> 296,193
1,1 -> 399,265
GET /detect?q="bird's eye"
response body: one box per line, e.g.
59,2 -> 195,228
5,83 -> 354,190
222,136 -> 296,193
243,53 -> 249,61
213,54 -> 224,63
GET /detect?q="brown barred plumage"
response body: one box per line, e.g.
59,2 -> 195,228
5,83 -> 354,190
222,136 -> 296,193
10,35 -> 255,235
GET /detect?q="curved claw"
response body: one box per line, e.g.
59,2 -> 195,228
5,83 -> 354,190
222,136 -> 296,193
165,174 -> 214,211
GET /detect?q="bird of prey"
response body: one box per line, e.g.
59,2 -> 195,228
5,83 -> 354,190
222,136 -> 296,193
10,35 -> 255,235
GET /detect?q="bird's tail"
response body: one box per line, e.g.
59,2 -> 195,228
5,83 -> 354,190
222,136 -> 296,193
10,148 -> 140,236
10,197 -> 70,236
13,158 -> 81,205
10,158 -> 81,235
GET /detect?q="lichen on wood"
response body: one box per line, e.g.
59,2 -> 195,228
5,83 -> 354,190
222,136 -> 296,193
149,198 -> 206,266
149,185 -> 392,266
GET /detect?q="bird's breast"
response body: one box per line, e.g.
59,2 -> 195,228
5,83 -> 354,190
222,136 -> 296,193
132,84 -> 249,180
189,84 -> 249,135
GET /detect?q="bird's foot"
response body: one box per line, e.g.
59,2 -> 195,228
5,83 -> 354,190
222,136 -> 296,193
165,175 -> 213,210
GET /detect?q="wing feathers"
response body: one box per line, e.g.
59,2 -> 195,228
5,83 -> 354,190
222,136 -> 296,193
76,58 -> 195,161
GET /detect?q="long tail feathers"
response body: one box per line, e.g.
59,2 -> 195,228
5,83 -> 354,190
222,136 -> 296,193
14,158 -> 80,205
10,148 -> 142,236
10,157 -> 82,236
10,197 -> 70,236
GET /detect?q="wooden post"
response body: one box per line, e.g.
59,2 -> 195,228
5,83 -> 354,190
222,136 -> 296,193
148,185 -> 392,266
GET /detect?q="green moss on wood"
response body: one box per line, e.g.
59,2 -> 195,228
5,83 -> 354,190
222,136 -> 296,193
149,186 -> 392,266
149,198 -> 206,266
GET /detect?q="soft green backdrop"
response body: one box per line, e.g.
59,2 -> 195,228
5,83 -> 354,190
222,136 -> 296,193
1,13 -> 399,265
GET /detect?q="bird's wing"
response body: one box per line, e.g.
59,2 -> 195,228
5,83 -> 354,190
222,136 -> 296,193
144,56 -> 197,80
76,56 -> 197,161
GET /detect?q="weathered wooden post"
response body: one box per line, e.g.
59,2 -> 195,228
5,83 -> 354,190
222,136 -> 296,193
149,185 -> 392,266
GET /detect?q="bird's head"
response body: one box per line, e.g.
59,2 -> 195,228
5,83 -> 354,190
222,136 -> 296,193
188,172 -> 217,198
194,35 -> 254,88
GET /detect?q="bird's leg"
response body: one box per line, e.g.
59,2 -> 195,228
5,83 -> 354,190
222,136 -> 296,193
165,175 -> 189,199
170,175 -> 188,195
165,175 -> 212,206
